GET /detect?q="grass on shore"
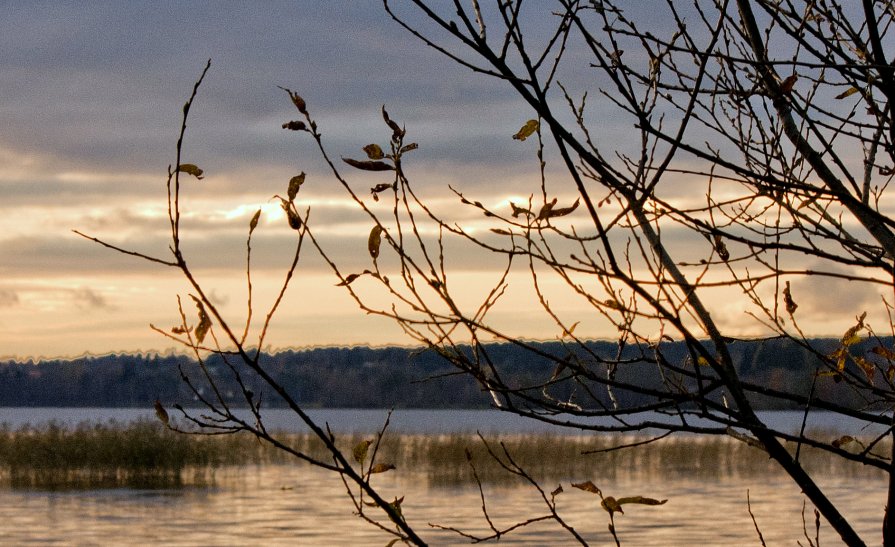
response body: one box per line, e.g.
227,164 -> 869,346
0,419 -> 884,489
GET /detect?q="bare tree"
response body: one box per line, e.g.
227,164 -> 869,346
305,1 -> 895,545
80,0 -> 895,545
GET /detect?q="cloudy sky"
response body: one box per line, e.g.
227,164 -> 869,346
0,1 -> 563,359
1,2 -> 882,360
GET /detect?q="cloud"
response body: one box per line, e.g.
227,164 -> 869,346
790,269 -> 882,318
72,286 -> 112,310
0,289 -> 19,307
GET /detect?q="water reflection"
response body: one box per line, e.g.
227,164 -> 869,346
0,465 -> 886,545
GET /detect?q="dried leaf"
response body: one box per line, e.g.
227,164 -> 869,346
368,225 -> 384,259
608,49 -> 624,66
783,281 -> 797,314
543,198 -> 580,219
551,485 -> 564,497
370,463 -> 396,474
835,87 -> 860,100
282,120 -> 307,131
371,183 -> 393,195
572,480 -> 601,495
780,74 -> 798,94
363,144 -> 385,160
353,440 -> 372,465
830,347 -> 848,372
616,496 -> 668,507
280,199 -> 302,231
154,399 -> 169,426
603,299 -> 622,311
191,295 -> 212,344
510,202 -> 532,218
342,157 -> 394,171
288,173 -> 305,201
279,86 -> 307,114
388,496 -> 405,519
713,234 -> 729,261
550,361 -> 567,381
336,273 -> 362,287
249,209 -> 261,233
382,106 -> 405,139
537,198 -> 558,220
178,164 -> 204,179
832,435 -> 855,449
601,496 -> 624,515
513,119 -> 539,141
841,313 -> 867,346
855,355 -> 876,382
871,345 -> 895,361
400,142 -> 418,154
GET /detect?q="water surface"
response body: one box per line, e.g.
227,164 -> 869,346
0,465 -> 885,545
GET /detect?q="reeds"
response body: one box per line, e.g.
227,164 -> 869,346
0,420 -> 885,489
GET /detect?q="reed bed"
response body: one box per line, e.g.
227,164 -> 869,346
0,420 -> 885,489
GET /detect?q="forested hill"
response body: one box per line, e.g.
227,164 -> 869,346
0,338 -> 878,409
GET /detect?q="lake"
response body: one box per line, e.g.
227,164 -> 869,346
1,407 -> 889,435
0,408 -> 889,545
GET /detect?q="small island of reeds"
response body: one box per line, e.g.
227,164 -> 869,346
0,419 -> 883,490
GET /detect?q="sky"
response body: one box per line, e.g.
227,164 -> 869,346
1,2 -> 884,360
0,1 -> 560,359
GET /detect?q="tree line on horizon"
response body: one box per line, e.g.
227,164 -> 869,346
0,338 -> 872,410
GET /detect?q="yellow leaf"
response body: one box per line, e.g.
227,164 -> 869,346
564,321 -> 580,338
363,144 -> 385,160
854,355 -> 875,382
835,87 -> 860,100
829,347 -> 848,371
840,312 -> 867,346
178,164 -> 204,179
513,119 -> 539,141
370,463 -> 396,474
353,440 -> 372,465
871,346 -> 895,361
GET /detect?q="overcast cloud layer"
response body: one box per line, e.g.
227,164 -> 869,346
1,2 -> 882,359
